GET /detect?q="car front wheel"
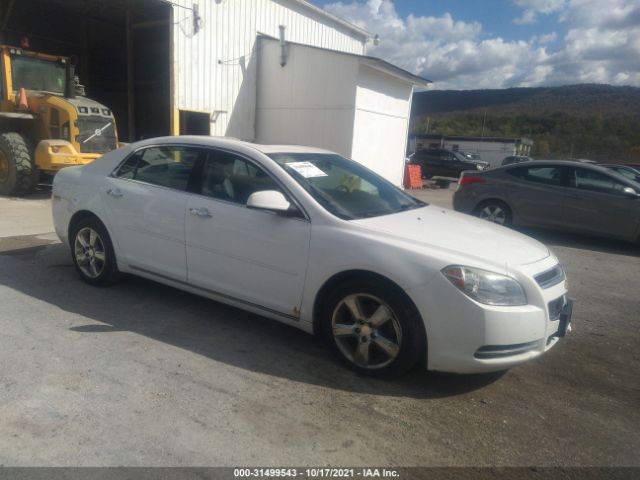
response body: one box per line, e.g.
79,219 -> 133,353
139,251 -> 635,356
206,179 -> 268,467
321,279 -> 425,377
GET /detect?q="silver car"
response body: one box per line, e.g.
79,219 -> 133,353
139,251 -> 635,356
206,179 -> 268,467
453,160 -> 640,242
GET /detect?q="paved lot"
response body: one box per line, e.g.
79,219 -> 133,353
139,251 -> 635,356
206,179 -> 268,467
0,188 -> 638,467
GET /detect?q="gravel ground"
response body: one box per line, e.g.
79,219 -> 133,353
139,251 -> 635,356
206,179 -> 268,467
0,188 -> 638,467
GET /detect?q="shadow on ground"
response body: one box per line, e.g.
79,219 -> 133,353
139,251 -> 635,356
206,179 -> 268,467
1,185 -> 53,201
0,242 -> 505,399
515,226 -> 640,257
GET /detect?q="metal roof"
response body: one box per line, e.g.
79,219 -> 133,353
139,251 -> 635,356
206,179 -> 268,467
259,35 -> 432,87
358,56 -> 432,88
289,0 -> 371,40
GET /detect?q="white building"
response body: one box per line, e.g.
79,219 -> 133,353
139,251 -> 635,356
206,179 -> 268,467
7,0 -> 429,185
171,0 -> 430,184
255,37 -> 429,184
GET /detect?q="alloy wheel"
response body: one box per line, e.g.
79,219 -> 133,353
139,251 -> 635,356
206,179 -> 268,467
479,205 -> 507,225
74,227 -> 107,279
331,293 -> 402,369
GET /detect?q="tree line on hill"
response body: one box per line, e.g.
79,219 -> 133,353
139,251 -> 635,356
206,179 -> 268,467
410,84 -> 640,162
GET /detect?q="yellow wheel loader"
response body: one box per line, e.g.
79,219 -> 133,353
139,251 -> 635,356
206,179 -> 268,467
0,45 -> 118,196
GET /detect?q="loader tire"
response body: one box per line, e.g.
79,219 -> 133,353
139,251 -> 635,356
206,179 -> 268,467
0,132 -> 36,196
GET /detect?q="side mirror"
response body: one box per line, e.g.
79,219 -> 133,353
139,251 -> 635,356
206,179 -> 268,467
247,190 -> 294,214
622,187 -> 639,197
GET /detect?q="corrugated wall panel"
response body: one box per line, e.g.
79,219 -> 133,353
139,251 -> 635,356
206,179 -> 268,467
172,0 -> 367,139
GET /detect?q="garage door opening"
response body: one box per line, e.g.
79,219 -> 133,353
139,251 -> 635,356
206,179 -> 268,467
179,110 -> 210,135
0,0 -> 173,142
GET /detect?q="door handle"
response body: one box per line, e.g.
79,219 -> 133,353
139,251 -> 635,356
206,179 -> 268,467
189,207 -> 212,218
106,188 -> 123,198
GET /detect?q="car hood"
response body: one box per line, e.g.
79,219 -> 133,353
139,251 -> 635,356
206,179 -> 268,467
468,159 -> 489,166
352,205 -> 550,268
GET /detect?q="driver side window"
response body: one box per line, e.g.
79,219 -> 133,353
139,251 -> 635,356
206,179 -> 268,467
199,151 -> 283,205
571,168 -> 627,195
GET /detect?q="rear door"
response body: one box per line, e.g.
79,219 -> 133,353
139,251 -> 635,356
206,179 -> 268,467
415,150 -> 437,177
504,165 -> 568,227
103,145 -> 204,281
562,167 -> 638,240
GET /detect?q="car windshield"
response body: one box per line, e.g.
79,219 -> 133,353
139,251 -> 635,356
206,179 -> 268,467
11,55 -> 66,94
269,153 -> 426,220
608,166 -> 639,182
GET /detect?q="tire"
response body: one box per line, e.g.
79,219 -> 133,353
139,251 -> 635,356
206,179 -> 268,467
70,217 -> 121,286
321,278 -> 425,377
474,199 -> 513,227
0,132 -> 36,196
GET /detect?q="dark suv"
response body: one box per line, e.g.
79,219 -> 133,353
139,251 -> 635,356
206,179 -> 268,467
409,149 -> 489,179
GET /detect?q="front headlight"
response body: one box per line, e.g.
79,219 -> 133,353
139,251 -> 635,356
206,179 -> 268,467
442,265 -> 527,306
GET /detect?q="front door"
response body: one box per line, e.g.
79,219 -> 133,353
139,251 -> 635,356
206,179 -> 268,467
103,144 -> 204,281
185,149 -> 311,317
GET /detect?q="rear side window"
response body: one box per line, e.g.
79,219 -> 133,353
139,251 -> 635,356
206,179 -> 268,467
115,146 -> 203,191
508,166 -> 563,186
571,168 -> 627,195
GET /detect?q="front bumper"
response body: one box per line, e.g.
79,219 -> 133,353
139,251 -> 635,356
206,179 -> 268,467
406,257 -> 570,373
35,140 -> 101,173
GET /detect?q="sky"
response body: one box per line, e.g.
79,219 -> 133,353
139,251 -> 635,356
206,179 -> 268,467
311,0 -> 640,90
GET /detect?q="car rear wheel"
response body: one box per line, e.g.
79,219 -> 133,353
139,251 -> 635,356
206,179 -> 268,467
71,217 -> 121,286
475,200 -> 513,226
321,279 -> 425,377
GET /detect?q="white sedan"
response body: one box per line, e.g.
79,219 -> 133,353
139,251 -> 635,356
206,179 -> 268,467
52,136 -> 572,377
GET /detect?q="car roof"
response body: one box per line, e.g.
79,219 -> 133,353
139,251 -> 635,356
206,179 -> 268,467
250,143 -> 335,154
506,160 -> 593,167
129,135 -> 336,155
497,159 -> 639,184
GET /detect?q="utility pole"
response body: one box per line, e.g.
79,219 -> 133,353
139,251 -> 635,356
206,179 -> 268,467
481,110 -> 486,141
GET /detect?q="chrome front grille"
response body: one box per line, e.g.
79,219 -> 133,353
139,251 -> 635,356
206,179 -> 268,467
535,265 -> 565,289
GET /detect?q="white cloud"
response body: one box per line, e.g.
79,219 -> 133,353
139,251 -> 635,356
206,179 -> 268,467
322,0 -> 640,89
513,0 -> 568,24
532,32 -> 558,44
